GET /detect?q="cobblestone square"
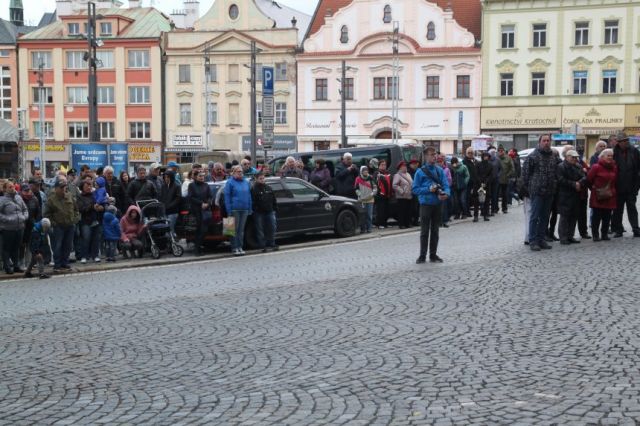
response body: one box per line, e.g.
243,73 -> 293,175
1,206 -> 639,425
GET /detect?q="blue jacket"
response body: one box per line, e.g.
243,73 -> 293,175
94,176 -> 109,205
29,221 -> 49,254
224,178 -> 252,214
102,211 -> 121,241
412,163 -> 451,206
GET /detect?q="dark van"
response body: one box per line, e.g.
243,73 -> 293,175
268,144 -> 423,178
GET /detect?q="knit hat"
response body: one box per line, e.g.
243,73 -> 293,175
360,166 -> 369,176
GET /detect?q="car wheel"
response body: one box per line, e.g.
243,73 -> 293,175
335,209 -> 357,238
244,220 -> 259,249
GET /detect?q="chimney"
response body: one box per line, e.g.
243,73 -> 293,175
291,16 -> 297,28
56,0 -> 72,18
183,0 -> 199,28
129,0 -> 140,8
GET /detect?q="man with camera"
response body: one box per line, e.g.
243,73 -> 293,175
412,147 -> 450,264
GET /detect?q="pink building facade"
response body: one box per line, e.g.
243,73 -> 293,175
297,0 -> 482,154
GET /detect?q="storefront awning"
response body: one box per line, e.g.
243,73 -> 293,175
0,119 -> 18,143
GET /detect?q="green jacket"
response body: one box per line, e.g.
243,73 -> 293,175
498,155 -> 515,185
44,192 -> 80,227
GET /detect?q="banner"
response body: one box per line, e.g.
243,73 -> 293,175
109,143 -> 128,176
71,143 -> 108,171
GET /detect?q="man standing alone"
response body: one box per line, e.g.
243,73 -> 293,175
412,147 -> 450,264
522,134 -> 558,251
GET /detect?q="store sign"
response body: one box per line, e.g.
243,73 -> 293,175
481,107 -> 561,129
562,105 -> 624,129
241,135 -> 296,151
173,134 -> 204,147
71,143 -> 108,170
109,143 -> 128,176
624,105 -> 640,128
24,144 -> 66,152
129,144 -> 158,162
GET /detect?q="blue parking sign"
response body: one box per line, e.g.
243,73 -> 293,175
262,66 -> 274,96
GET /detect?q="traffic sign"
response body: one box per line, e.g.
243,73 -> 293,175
262,118 -> 274,131
262,66 -> 274,96
34,157 -> 41,168
257,137 -> 263,146
263,133 -> 274,150
262,97 -> 274,117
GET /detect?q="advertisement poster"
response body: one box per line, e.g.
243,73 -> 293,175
71,144 -> 108,171
109,143 -> 128,175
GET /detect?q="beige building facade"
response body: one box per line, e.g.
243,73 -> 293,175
481,0 -> 640,155
163,0 -> 310,162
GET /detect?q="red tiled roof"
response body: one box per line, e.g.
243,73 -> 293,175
306,0 -> 481,41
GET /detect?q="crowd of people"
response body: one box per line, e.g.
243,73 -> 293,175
0,133 -> 637,277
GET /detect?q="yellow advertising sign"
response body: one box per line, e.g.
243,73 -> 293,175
562,105 -> 624,129
24,144 -> 66,152
129,145 -> 157,161
481,106 -> 561,130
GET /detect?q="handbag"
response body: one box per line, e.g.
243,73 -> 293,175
223,216 -> 236,237
595,181 -> 613,201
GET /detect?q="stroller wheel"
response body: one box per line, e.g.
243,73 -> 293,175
150,245 -> 161,259
171,243 -> 184,257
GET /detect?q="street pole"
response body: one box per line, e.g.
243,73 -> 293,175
250,40 -> 257,167
391,21 -> 399,146
341,60 -> 347,149
204,43 -> 210,151
88,2 -> 99,143
38,61 -> 45,176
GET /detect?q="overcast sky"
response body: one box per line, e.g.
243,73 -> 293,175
0,0 -> 319,26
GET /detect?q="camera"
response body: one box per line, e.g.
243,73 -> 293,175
430,183 -> 446,196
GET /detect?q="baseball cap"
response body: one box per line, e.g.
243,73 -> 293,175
150,162 -> 161,169
565,150 -> 580,158
20,183 -> 30,192
167,161 -> 179,168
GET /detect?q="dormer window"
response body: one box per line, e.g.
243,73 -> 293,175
427,22 -> 436,40
340,25 -> 349,44
100,22 -> 112,36
229,4 -> 239,20
383,5 -> 392,23
68,23 -> 79,35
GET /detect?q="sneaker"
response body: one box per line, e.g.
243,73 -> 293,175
232,249 -> 241,256
530,244 -> 541,251
415,256 -> 426,264
261,248 -> 268,253
473,217 -> 479,223
60,265 -> 72,270
378,226 -> 385,229
238,249 -> 246,256
540,242 -> 553,250
429,255 -> 444,263
271,245 -> 280,251
80,258 -> 87,264
94,257 -> 101,263
39,274 -> 50,279
613,232 -> 623,238
24,271 -> 34,278
106,257 -> 116,262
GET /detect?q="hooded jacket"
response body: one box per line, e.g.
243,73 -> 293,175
251,180 -> 277,213
94,176 -> 109,205
498,154 -> 515,185
102,211 -> 121,241
354,168 -> 377,203
127,176 -> 157,203
0,192 -> 29,231
29,220 -> 50,254
119,205 -> 145,242
159,171 -> 182,215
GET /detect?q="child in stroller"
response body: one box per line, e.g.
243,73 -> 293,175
137,200 -> 184,259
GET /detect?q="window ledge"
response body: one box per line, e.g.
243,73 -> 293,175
313,99 -> 330,102
371,98 -> 404,102
423,97 -> 443,101
178,124 -> 192,127
528,46 -> 550,51
570,44 -> 593,50
126,103 -> 151,106
497,48 -> 518,52
227,124 -> 241,127
454,97 -> 473,100
600,43 -> 622,48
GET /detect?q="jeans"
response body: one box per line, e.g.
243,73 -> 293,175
361,202 -> 373,232
254,211 -> 277,248
52,225 -> 75,268
523,197 -> 531,243
104,240 -> 118,259
2,229 -> 23,272
452,187 -> 467,217
79,223 -> 101,260
419,204 -> 442,257
528,195 -> 553,245
231,210 -> 249,251
167,213 -> 178,236
612,193 -> 639,233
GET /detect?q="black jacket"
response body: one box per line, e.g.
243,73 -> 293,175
613,145 -> 640,194
104,177 -> 124,212
477,160 -> 493,188
334,161 -> 358,198
463,156 -> 479,189
556,160 -> 587,214
76,192 -> 97,225
127,177 -> 157,204
251,182 -> 277,213
522,147 -> 558,197
187,180 -> 212,214
159,172 -> 182,215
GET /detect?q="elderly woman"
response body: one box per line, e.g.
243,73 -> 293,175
556,150 -> 587,244
0,180 -> 29,274
279,156 -> 304,179
224,165 -> 252,255
392,161 -> 413,229
587,148 -> 617,241
590,140 -> 608,166
309,158 -> 332,193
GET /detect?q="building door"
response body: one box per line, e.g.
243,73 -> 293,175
376,130 -> 392,139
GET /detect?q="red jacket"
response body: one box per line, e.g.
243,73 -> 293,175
587,159 -> 617,210
119,205 -> 146,242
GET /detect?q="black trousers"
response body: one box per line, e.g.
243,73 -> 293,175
467,186 -> 479,217
419,204 -> 441,257
612,192 -> 639,233
499,183 -> 509,212
374,197 -> 389,227
558,208 -> 578,242
577,197 -> 589,236
592,208 -> 612,238
547,195 -> 559,236
397,198 -> 412,228
2,229 -> 23,272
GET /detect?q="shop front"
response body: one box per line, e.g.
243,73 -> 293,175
128,143 -> 162,174
21,142 -> 69,178
481,106 -> 562,151
624,105 -> 640,139
165,133 -> 208,165
562,105 -> 624,157
0,119 -> 18,179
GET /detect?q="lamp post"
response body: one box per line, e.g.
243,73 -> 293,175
391,21 -> 399,146
204,43 -> 211,151
250,40 -> 257,167
87,2 -> 100,143
337,60 -> 354,149
37,60 -> 45,175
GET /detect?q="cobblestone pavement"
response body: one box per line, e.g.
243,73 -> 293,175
1,205 -> 640,425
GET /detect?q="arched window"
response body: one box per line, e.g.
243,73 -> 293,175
427,21 -> 436,40
383,5 -> 392,23
340,25 -> 349,44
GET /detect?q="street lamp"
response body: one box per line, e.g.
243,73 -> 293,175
337,60 -> 355,149
391,21 -> 399,146
204,43 -> 211,151
85,2 -> 103,143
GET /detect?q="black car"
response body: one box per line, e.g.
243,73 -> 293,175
175,177 -> 366,249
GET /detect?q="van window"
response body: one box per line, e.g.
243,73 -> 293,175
402,145 -> 422,163
351,148 -> 391,170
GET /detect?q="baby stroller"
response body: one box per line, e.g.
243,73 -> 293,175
137,199 -> 184,259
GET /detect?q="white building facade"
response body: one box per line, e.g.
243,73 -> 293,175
297,0 -> 482,154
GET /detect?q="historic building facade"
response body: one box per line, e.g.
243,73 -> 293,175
481,0 -> 640,155
163,0 -> 310,163
17,6 -> 169,176
297,0 -> 482,154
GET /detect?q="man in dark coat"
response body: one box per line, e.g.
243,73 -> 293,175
611,133 -> 640,237
522,134 -> 558,251
463,147 -> 479,220
334,153 -> 358,199
102,166 -> 125,213
127,166 -> 158,205
477,152 -> 493,222
159,170 -> 182,236
556,150 -> 587,244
